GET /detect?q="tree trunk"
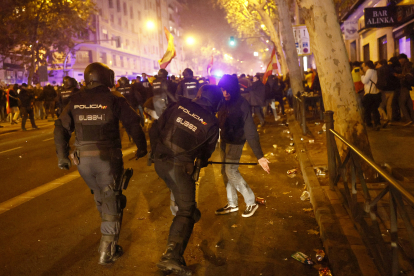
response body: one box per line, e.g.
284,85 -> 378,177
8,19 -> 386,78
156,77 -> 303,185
252,4 -> 287,80
27,46 -> 36,85
275,0 -> 304,95
295,0 -> 374,160
273,22 -> 288,76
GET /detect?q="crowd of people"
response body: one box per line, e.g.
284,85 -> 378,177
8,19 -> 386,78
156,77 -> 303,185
351,53 -> 414,130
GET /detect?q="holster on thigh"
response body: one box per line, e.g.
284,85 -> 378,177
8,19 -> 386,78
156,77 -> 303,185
100,186 -> 126,223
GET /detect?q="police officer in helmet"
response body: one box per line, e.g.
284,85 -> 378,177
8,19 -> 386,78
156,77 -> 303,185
116,77 -> 138,109
152,68 -> 176,117
150,85 -> 223,275
54,62 -> 147,265
59,76 -> 79,112
176,68 -> 200,100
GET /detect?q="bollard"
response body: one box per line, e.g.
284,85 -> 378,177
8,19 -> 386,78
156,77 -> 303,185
325,111 -> 336,191
300,94 -> 306,135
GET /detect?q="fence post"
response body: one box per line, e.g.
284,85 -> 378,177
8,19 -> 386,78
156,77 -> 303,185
325,111 -> 336,190
293,96 -> 297,121
300,95 -> 306,135
319,96 -> 324,121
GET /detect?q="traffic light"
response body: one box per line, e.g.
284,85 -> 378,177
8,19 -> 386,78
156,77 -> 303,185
229,36 -> 236,46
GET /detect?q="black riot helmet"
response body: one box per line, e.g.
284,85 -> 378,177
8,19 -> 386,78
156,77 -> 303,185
193,85 -> 223,112
118,76 -> 129,87
63,76 -> 76,89
158,68 -> 168,79
183,68 -> 193,79
84,62 -> 115,89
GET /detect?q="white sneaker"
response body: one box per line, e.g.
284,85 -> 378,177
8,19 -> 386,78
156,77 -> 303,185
242,204 -> 259,217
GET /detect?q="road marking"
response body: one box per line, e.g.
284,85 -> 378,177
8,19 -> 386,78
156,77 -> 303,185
0,146 -> 23,154
0,147 -> 136,215
42,137 -> 54,141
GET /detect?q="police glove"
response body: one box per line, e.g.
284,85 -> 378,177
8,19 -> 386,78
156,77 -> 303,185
58,157 -> 71,170
135,149 -> 148,160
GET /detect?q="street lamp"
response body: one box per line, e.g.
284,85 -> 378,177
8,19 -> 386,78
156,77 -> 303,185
254,52 -> 259,56
186,37 -> 195,45
146,21 -> 155,30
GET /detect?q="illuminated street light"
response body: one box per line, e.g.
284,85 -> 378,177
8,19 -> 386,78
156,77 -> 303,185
265,48 -> 269,51
261,24 -> 265,29
186,37 -> 195,45
253,52 -> 259,56
266,40 -> 269,43
146,21 -> 155,30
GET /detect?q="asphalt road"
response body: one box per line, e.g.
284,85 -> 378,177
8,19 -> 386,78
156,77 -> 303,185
0,117 -> 325,276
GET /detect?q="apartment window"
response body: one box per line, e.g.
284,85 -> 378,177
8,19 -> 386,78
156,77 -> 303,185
99,52 -> 107,64
109,0 -> 113,8
102,29 -> 108,40
127,58 -> 130,68
363,44 -> 370,62
98,8 -> 102,16
116,0 -> 121,12
378,35 -> 387,61
124,20 -> 128,29
126,39 -> 129,48
112,54 -> 117,66
76,50 -> 92,63
110,14 -> 114,23
350,41 -> 357,62
123,2 -> 127,16
130,7 -> 133,19
118,17 -> 121,25
138,11 -> 141,20
120,56 -> 124,67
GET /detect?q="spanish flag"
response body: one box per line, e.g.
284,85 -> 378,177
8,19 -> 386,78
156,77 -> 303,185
262,47 -> 277,84
158,27 -> 176,69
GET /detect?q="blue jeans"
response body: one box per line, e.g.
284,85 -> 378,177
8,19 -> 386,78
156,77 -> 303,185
220,142 -> 256,206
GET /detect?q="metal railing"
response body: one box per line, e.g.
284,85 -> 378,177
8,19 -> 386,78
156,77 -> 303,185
325,111 -> 414,276
292,93 -> 324,135
293,95 -> 307,135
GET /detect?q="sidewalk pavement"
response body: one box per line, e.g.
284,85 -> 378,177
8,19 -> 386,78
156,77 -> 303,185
288,112 -> 414,276
0,119 -> 55,134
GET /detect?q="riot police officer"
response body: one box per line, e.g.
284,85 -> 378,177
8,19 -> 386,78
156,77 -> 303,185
176,68 -> 200,100
116,77 -> 139,109
152,69 -> 176,117
149,85 -> 223,275
54,63 -> 147,265
59,76 -> 79,112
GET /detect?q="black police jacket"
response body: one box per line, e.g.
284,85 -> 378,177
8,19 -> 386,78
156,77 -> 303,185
54,85 -> 147,158
176,78 -> 200,99
149,97 -> 219,164
18,88 -> 34,108
117,85 -> 138,108
59,87 -> 79,109
43,86 -> 57,101
217,95 -> 264,159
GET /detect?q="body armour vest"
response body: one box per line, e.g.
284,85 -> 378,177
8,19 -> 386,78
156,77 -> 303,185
70,88 -> 121,148
60,87 -> 78,108
182,79 -> 199,99
117,86 -> 136,107
156,97 -> 218,159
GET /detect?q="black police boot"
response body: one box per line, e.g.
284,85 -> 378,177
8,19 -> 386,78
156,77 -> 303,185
98,236 -> 123,265
156,242 -> 192,276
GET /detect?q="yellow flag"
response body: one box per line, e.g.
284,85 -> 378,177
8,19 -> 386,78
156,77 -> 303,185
158,27 -> 176,69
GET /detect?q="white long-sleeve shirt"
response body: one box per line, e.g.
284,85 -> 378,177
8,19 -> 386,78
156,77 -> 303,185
360,69 -> 379,95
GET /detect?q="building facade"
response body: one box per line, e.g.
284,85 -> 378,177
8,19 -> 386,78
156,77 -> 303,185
0,0 -> 187,85
341,0 -> 414,63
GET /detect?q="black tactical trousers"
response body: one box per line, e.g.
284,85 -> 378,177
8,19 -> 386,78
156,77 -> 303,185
20,107 -> 36,129
154,159 -> 200,259
77,150 -> 124,237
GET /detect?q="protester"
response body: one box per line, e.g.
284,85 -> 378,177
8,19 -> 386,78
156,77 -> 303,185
246,74 -> 266,127
361,60 -> 381,130
376,60 -> 398,127
216,75 -> 270,218
396,54 -> 414,126
18,83 -> 38,131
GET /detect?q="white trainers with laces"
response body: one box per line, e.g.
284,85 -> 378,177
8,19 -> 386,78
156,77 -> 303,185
242,204 -> 259,217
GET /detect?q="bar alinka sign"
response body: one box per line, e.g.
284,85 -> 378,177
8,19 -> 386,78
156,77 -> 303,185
365,6 -> 396,28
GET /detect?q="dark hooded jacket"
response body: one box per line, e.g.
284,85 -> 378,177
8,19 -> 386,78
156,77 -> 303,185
217,75 -> 264,159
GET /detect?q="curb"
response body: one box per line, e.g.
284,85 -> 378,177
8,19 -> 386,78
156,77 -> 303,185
288,117 -> 364,276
